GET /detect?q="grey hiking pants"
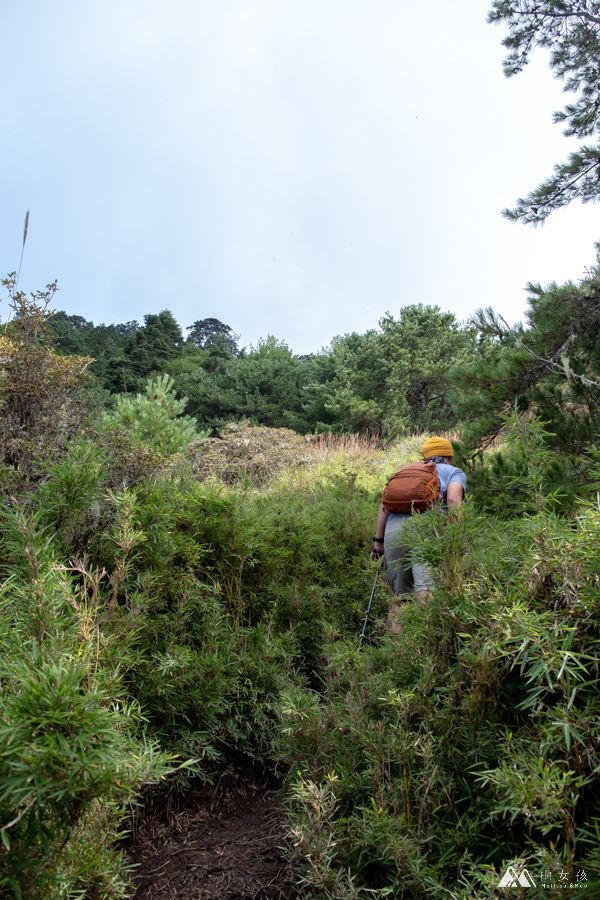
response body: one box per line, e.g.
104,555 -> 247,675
383,513 -> 434,596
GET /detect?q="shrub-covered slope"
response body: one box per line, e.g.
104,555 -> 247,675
2,275 -> 600,898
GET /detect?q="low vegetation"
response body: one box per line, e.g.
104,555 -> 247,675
2,254 -> 600,898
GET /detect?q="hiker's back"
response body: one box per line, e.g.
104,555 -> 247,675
381,461 -> 440,514
370,437 -> 467,612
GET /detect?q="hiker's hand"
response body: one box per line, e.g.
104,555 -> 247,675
370,543 -> 384,561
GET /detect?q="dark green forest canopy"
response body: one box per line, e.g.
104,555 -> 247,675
49,303 -> 482,437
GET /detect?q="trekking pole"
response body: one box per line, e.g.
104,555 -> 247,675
359,559 -> 383,648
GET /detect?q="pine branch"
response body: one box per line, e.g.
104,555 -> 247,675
489,2 -> 600,35
489,1 -> 600,221
514,333 -> 600,387
503,145 -> 600,224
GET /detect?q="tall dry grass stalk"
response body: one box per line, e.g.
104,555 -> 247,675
307,431 -> 384,459
16,209 -> 30,288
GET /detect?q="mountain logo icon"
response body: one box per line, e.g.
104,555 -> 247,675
498,866 -> 536,887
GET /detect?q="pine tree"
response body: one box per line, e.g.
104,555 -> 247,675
105,310 -> 184,393
452,254 -> 600,455
306,305 -> 479,437
489,0 -> 600,223
186,317 -> 239,355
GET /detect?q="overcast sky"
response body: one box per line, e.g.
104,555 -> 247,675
1,0 -> 599,353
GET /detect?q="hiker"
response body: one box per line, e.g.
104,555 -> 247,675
370,437 -> 466,627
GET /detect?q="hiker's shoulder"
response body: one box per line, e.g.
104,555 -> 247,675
437,462 -> 467,483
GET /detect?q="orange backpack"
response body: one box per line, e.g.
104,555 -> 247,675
381,462 -> 440,514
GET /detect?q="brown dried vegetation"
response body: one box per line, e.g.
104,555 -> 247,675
0,274 -> 92,491
188,422 -> 315,486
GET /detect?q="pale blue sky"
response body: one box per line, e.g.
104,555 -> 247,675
1,1 -> 598,353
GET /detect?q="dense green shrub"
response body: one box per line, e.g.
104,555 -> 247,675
4,275 -> 600,899
0,504 -> 173,899
278,476 -> 600,898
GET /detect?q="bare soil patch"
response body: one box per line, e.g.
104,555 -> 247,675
127,772 -> 295,900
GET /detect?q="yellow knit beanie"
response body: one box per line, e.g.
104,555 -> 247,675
421,436 -> 454,460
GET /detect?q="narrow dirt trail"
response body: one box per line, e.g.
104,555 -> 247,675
128,773 -> 295,900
